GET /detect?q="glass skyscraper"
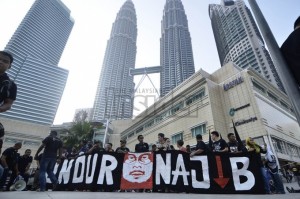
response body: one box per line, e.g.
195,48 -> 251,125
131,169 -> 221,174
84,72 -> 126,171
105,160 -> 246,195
2,0 -> 74,125
92,0 -> 137,121
160,0 -> 195,97
209,0 -> 284,91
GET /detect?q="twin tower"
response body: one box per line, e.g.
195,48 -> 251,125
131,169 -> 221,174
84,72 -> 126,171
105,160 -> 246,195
92,0 -> 195,121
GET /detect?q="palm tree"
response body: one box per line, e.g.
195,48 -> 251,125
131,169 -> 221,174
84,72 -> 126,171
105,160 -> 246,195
62,110 -> 102,148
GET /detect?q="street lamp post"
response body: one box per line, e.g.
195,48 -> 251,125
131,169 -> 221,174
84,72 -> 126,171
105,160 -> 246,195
248,0 -> 300,126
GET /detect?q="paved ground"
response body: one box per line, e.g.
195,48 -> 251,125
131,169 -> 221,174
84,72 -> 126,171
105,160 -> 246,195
1,182 -> 300,199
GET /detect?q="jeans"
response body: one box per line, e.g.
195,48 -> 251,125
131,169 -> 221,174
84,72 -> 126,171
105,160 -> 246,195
0,168 -> 16,191
39,157 -> 57,191
261,167 -> 271,194
269,171 -> 285,194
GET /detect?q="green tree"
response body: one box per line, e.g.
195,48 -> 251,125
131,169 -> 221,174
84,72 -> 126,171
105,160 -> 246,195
62,110 -> 99,148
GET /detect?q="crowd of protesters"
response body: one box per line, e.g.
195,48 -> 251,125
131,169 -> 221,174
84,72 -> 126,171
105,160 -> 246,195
1,130 -> 299,194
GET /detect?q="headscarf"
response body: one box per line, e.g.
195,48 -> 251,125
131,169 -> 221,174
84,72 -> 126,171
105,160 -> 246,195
246,137 -> 261,153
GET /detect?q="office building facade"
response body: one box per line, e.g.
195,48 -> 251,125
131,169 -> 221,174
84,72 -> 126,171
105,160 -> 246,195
160,0 -> 195,97
1,0 -> 73,156
2,0 -> 73,125
92,0 -> 137,121
120,62 -> 300,166
209,0 -> 284,91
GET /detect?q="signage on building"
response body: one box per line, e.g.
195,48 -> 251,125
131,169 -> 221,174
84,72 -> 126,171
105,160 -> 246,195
223,76 -> 244,91
229,103 -> 250,116
235,116 -> 257,126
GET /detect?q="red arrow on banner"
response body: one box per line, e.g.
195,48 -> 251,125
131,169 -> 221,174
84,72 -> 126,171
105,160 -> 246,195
214,155 -> 229,189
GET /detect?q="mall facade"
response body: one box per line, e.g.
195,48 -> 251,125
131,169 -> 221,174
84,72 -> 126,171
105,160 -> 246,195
120,62 -> 300,167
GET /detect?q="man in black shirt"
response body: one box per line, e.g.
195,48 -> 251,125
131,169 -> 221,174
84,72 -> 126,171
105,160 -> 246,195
227,133 -> 247,153
87,140 -> 105,154
18,149 -> 33,185
0,51 -> 17,175
35,131 -> 63,192
135,135 -> 149,153
0,142 -> 22,191
190,134 -> 207,157
211,131 -> 228,152
116,140 -> 130,153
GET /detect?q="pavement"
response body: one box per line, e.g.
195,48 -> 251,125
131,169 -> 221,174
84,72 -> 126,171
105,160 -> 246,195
1,182 -> 300,199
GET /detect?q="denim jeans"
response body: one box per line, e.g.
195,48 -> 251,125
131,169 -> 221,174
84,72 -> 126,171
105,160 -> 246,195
261,167 -> 271,194
39,157 -> 57,191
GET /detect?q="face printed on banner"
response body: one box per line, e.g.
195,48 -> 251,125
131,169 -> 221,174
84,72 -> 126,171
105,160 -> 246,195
122,152 -> 153,183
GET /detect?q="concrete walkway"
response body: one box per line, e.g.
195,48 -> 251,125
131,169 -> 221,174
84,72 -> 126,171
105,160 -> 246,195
1,181 -> 299,199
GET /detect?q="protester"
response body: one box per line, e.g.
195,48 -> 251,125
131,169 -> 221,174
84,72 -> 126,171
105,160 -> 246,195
18,149 -> 33,188
186,145 -> 191,153
176,140 -> 187,152
87,140 -> 105,154
264,145 -> 285,194
135,135 -> 149,152
292,164 -> 300,186
115,140 -> 130,153
35,131 -> 63,192
0,142 -> 22,191
78,140 -> 89,155
67,147 -> 78,159
0,51 -> 17,180
151,144 -> 157,152
227,133 -> 247,153
105,143 -> 114,152
157,133 -> 167,151
190,134 -> 207,157
246,137 -> 270,194
210,131 -> 228,152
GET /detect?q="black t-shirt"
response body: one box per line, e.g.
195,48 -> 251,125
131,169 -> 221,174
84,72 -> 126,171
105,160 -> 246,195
195,140 -> 207,154
42,136 -> 63,158
90,147 -> 105,154
212,139 -> 228,152
135,142 -> 149,152
18,155 -> 33,173
1,147 -> 19,169
227,141 -> 247,153
115,147 -> 130,153
0,73 -> 17,104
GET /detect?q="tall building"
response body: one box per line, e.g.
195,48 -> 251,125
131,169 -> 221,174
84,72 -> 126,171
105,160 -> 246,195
209,0 -> 284,91
160,0 -> 195,97
92,0 -> 137,121
2,0 -> 74,125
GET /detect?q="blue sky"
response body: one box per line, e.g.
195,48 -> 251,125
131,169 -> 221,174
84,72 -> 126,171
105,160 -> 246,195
0,0 -> 299,124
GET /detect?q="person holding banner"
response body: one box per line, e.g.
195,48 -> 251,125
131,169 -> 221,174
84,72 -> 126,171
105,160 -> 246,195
210,131 -> 228,152
246,137 -> 270,194
190,134 -> 207,157
227,133 -> 247,153
264,145 -> 285,194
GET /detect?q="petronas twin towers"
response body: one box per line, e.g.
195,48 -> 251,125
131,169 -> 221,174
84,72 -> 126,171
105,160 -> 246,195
92,0 -> 195,121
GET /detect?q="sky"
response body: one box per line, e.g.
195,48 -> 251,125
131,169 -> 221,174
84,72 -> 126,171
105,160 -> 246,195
0,0 -> 299,125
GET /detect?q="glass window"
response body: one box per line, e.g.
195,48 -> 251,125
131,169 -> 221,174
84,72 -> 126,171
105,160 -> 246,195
4,138 -> 23,144
252,81 -> 265,93
23,140 -> 40,147
267,92 -> 278,102
171,132 -> 183,144
191,123 -> 206,137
